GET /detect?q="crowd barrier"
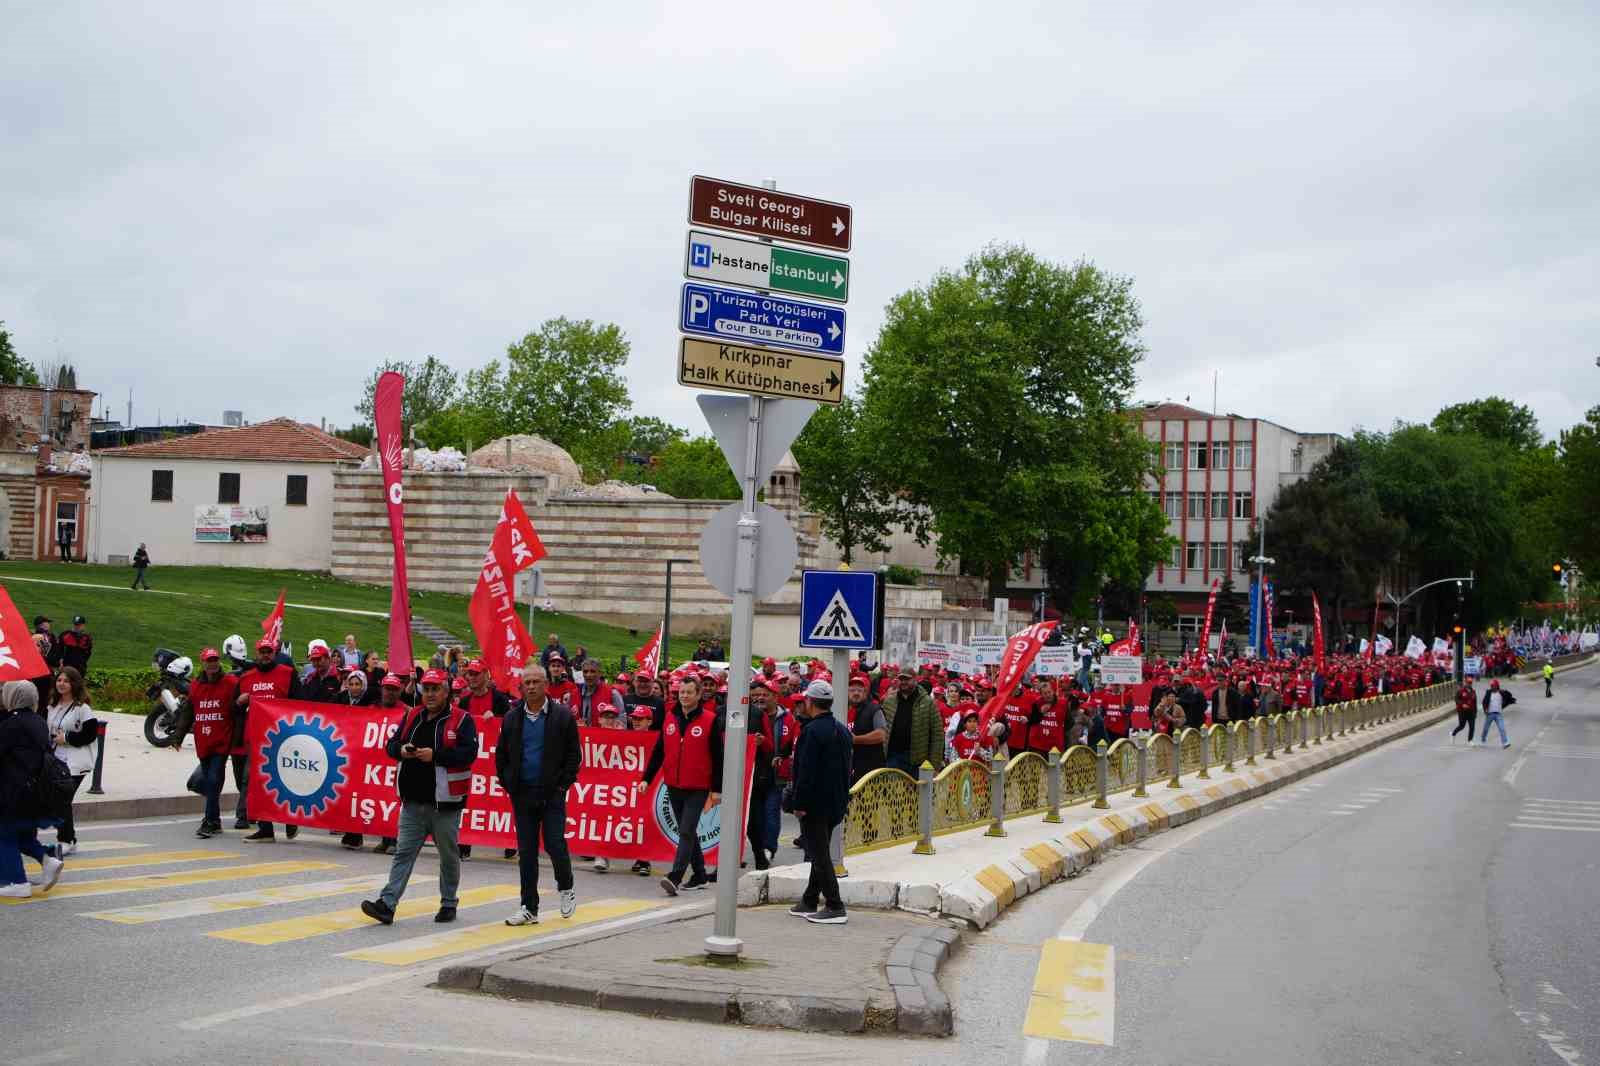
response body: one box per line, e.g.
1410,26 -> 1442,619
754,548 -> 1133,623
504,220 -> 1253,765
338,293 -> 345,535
842,683 -> 1453,856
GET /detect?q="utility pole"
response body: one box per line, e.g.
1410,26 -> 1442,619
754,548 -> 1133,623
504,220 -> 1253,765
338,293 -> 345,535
1248,519 -> 1274,658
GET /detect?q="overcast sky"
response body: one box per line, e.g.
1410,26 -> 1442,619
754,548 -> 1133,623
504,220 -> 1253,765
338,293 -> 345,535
4,2 -> 1594,445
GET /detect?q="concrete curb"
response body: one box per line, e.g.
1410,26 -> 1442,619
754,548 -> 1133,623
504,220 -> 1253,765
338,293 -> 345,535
887,925 -> 961,1036
77,793 -> 220,822
747,698 -> 1457,931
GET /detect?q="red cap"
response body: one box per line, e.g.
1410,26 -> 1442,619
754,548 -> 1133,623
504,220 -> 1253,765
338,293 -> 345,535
309,646 -> 327,658
762,657 -> 776,668
200,647 -> 220,661
420,669 -> 448,686
256,637 -> 277,651
630,704 -> 654,719
465,659 -> 486,674
451,676 -> 467,691
380,674 -> 404,689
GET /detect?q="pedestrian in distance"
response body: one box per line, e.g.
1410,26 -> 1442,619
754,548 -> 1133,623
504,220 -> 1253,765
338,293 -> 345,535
1451,678 -> 1477,744
44,667 -> 98,854
638,674 -> 721,897
1543,660 -> 1554,698
131,543 -> 151,590
58,616 -> 93,675
788,679 -> 852,925
0,681 -> 66,898
496,665 -> 581,925
362,669 -> 479,926
1479,679 -> 1514,749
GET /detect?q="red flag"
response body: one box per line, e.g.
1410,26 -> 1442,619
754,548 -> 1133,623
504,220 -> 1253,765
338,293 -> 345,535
261,588 -> 286,650
1195,579 -> 1221,662
1311,592 -> 1326,668
374,372 -> 414,671
0,583 -> 49,682
1109,619 -> 1140,655
977,621 -> 1058,735
1263,583 -> 1276,659
634,623 -> 663,678
467,489 -> 547,691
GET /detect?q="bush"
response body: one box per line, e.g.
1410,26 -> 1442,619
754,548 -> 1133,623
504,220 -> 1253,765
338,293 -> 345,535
86,667 -> 158,709
885,564 -> 922,586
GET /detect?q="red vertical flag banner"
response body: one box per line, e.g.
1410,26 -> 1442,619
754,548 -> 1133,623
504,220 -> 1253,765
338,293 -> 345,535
1109,619 -> 1140,655
374,372 -> 414,671
1263,583 -> 1276,658
634,623 -> 663,678
467,489 -> 548,692
1311,592 -> 1326,667
261,588 -> 286,650
977,621 -> 1058,734
0,583 -> 49,681
1195,579 -> 1221,662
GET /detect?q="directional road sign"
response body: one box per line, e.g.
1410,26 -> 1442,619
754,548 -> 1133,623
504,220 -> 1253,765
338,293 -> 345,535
684,230 -> 849,303
680,282 -> 845,356
678,338 -> 844,405
799,569 -> 884,650
689,175 -> 852,252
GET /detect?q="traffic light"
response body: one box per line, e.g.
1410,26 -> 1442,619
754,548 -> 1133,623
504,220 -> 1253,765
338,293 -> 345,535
1452,623 -> 1464,636
1554,563 -> 1563,576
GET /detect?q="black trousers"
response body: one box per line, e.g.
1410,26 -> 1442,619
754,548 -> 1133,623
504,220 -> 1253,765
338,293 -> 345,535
512,790 -> 573,913
746,782 -> 770,860
800,812 -> 842,910
666,786 -> 708,883
1451,710 -> 1476,738
56,775 -> 86,843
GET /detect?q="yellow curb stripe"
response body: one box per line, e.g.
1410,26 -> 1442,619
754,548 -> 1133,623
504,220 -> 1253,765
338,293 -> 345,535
1175,796 -> 1200,812
1139,803 -> 1169,829
975,864 -> 1017,909
1203,786 -> 1224,800
1022,844 -> 1064,880
1023,939 -> 1115,1045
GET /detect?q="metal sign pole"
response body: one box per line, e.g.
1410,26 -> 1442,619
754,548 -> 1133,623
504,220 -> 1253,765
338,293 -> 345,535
706,393 -> 762,958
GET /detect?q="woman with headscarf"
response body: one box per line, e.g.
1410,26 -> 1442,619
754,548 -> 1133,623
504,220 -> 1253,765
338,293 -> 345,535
1,680 -> 65,897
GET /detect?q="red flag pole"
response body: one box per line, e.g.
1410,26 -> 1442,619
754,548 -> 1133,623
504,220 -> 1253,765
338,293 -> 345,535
374,372 -> 414,671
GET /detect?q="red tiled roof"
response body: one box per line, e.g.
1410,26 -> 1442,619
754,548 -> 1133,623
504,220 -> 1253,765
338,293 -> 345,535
1138,402 -> 1220,421
95,418 -> 371,463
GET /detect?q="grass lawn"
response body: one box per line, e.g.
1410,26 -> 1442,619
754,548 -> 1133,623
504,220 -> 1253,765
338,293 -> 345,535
0,560 -> 647,675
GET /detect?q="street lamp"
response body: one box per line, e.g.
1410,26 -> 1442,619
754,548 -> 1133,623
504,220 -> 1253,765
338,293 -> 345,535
1249,516 -> 1275,658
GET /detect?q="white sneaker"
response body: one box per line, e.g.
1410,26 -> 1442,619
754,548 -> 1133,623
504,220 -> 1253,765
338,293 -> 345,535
0,882 -> 30,899
559,889 -> 577,919
504,906 -> 538,926
37,856 -> 64,892
592,857 -> 609,873
58,841 -> 77,856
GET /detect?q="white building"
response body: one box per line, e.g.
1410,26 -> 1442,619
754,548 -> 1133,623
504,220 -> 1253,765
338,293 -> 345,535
88,419 -> 369,571
1139,402 -> 1342,628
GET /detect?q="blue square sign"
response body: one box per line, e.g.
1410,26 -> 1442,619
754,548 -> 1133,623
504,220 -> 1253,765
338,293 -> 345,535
799,570 -> 882,650
690,240 -> 712,268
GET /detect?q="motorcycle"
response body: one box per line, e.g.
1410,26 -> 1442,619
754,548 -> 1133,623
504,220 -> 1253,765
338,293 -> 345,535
143,647 -> 194,748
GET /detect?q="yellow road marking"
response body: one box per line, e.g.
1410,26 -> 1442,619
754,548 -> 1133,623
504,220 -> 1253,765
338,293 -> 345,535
0,861 -> 340,904
209,883 -> 521,944
340,898 -> 662,965
1175,796 -> 1200,812
25,848 -> 230,872
1023,939 -> 1115,1045
1203,786 -> 1224,800
42,841 -> 151,854
86,874 -> 411,924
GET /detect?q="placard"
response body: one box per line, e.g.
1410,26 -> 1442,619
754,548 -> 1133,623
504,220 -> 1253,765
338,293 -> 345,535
1099,653 -> 1143,686
969,635 -> 1007,666
1032,646 -> 1076,676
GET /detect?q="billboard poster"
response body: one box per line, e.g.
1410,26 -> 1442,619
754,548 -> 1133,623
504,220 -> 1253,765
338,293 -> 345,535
194,504 -> 269,543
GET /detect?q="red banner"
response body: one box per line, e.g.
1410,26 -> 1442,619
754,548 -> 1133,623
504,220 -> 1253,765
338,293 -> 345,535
634,623 -> 662,678
0,583 -> 49,682
243,699 -> 753,862
978,620 -> 1057,734
374,372 -> 414,670
1311,591 -> 1326,667
1109,619 -> 1140,655
1263,582 -> 1276,658
467,490 -> 547,691
261,588 -> 285,651
1195,579 -> 1220,662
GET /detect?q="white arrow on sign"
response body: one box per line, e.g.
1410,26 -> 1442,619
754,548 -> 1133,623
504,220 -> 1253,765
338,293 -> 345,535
832,270 -> 845,289
832,217 -> 846,237
827,322 -> 841,341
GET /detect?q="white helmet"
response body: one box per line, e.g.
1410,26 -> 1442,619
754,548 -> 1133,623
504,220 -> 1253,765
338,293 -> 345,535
165,655 -> 194,680
307,638 -> 330,658
223,634 -> 248,662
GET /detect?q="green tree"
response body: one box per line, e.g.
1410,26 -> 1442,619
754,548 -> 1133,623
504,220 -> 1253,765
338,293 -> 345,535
0,322 -> 41,386
1554,406 -> 1600,576
858,244 -> 1166,601
333,425 -> 374,447
356,356 -> 460,440
638,436 -> 738,499
500,318 -> 631,451
1432,397 -> 1543,452
1215,574 -> 1248,635
623,416 -> 686,459
791,396 -> 907,564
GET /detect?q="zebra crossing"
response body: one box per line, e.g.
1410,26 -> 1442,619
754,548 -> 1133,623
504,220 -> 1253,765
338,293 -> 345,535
4,838 -> 665,967
1255,781 -> 1405,817
1510,797 -> 1600,833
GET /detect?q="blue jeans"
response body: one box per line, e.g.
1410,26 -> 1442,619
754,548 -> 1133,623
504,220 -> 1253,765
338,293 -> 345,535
763,785 -> 784,853
197,754 -> 227,825
886,752 -> 916,776
379,800 -> 461,909
0,816 -> 51,886
1480,712 -> 1509,746
512,793 -> 572,914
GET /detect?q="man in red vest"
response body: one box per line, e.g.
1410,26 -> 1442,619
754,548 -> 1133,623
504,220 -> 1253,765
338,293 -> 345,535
171,648 -> 238,839
237,638 -> 301,841
637,673 -> 723,896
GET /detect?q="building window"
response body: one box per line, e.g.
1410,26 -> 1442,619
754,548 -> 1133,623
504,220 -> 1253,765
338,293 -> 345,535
1168,543 -> 1182,568
1163,442 -> 1183,470
1163,492 -> 1181,519
1233,491 -> 1253,520
151,470 -> 173,502
286,474 -> 308,506
1188,442 -> 1207,469
1187,492 -> 1205,520
1209,543 -> 1229,571
1291,446 -> 1304,473
1210,491 -> 1228,519
1211,441 -> 1230,469
218,472 -> 240,504
1177,614 -> 1203,637
1234,441 -> 1253,469
1185,541 -> 1204,569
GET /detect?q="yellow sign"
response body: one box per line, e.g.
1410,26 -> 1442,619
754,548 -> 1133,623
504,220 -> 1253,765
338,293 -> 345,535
678,338 -> 844,405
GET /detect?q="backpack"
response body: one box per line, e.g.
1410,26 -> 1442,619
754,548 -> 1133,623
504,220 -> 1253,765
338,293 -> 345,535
31,755 -> 77,822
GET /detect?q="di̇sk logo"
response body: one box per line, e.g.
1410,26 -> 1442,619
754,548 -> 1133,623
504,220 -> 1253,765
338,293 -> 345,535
651,782 -> 720,854
259,714 -> 349,818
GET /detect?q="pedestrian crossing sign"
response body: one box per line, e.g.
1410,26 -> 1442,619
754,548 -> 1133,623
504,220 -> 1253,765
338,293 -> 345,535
799,569 -> 883,650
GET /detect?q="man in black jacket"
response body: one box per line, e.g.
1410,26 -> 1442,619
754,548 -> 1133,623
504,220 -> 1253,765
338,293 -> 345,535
1178,681 -> 1208,730
496,665 -> 582,926
790,679 -> 852,926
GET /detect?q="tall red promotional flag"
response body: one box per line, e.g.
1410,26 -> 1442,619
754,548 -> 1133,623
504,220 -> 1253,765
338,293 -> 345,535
0,584 -> 49,681
634,622 -> 663,678
977,620 -> 1058,735
1109,619 -> 1140,655
1263,582 -> 1276,658
374,372 -> 414,671
467,489 -> 548,691
1195,579 -> 1221,661
261,588 -> 286,650
1311,592 -> 1326,667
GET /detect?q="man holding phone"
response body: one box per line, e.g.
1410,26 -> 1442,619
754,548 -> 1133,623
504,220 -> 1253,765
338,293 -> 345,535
362,669 -> 479,925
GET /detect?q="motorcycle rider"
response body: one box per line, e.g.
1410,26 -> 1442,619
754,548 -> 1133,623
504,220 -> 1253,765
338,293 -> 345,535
237,638 -> 302,841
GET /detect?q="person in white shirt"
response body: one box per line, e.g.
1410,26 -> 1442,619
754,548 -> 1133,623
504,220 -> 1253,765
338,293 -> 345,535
338,634 -> 364,671
44,667 -> 98,855
1479,679 -> 1514,748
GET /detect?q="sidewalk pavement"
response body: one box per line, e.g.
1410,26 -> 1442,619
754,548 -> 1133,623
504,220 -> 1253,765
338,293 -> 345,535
439,902 -> 961,1035
76,710 -> 221,821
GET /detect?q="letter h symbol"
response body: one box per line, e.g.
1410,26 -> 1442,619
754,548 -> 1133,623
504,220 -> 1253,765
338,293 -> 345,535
691,242 -> 711,268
